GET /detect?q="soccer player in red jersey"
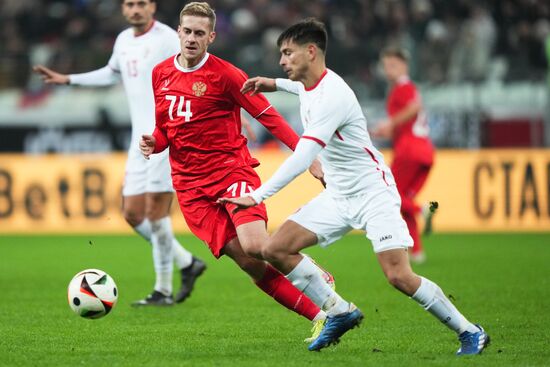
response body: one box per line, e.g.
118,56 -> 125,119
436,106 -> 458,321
33,0 -> 205,306
372,47 -> 435,263
140,2 -> 331,340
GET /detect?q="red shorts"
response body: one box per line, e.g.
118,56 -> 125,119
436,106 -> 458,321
391,152 -> 433,215
175,166 -> 268,258
394,135 -> 434,166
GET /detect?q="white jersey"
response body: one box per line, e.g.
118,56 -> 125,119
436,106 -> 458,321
69,21 -> 180,196
276,70 -> 395,197
250,69 -> 411,251
70,21 -> 180,147
108,21 -> 180,145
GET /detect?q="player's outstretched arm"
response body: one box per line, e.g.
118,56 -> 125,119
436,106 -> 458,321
240,77 -> 276,96
33,65 -> 70,85
140,134 -> 156,160
221,138 -> 323,210
372,100 -> 422,139
217,196 -> 258,213
371,118 -> 393,139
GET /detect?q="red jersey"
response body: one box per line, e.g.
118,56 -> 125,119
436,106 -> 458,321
151,53 -> 299,190
386,76 -> 434,165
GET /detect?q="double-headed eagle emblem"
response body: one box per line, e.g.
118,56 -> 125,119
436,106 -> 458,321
192,81 -> 207,97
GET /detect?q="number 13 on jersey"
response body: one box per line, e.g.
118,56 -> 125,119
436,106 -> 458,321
165,95 -> 193,121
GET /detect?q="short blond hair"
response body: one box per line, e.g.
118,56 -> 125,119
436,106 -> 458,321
381,46 -> 410,63
180,2 -> 216,31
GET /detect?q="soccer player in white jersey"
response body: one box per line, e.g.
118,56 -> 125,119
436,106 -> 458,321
220,18 -> 490,354
33,0 -> 206,306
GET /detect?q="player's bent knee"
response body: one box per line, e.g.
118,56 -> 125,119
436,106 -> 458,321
385,270 -> 407,289
145,193 -> 172,221
386,274 -> 402,289
261,241 -> 287,263
123,210 -> 144,227
145,204 -> 170,221
241,241 -> 263,259
385,270 -> 417,294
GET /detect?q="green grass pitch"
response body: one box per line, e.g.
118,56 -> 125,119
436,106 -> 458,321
1,233 -> 549,366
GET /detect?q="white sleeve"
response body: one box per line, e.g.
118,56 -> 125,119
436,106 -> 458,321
275,78 -> 301,95
302,92 -> 348,145
69,65 -> 120,86
70,36 -> 121,86
251,138 -> 323,204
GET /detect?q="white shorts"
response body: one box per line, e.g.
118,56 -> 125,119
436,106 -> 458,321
122,147 -> 174,196
288,185 -> 413,253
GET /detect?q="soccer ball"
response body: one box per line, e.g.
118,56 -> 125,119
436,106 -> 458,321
67,269 -> 118,319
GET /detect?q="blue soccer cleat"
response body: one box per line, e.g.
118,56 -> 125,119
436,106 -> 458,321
308,304 -> 364,351
456,324 -> 490,355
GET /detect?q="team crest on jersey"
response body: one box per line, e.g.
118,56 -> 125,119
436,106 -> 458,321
192,81 -> 207,97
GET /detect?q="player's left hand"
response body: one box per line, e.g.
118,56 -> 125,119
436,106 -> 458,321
217,196 -> 258,213
140,134 -> 156,160
309,158 -> 326,188
371,119 -> 393,139
240,77 -> 276,96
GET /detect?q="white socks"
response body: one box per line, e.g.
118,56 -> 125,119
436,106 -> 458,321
134,218 -> 193,269
133,219 -> 153,239
151,217 -> 174,295
134,217 -> 194,296
282,256 -> 478,334
284,257 -> 478,334
172,239 -> 193,269
412,276 -> 478,334
312,310 -> 327,322
286,256 -> 349,317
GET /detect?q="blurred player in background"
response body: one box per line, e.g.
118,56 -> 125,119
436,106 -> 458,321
223,18 -> 489,355
139,2 -> 333,342
33,0 -> 206,306
372,47 -> 436,263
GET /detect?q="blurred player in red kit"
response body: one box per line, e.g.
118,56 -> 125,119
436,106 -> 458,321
373,47 -> 435,263
140,2 -> 332,341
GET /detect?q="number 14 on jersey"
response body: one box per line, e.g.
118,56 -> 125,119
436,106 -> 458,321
165,95 -> 193,122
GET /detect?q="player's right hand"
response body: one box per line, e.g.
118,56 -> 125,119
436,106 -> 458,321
240,77 -> 276,96
217,196 -> 258,214
140,134 -> 156,160
371,119 -> 393,139
32,65 -> 70,85
240,114 -> 257,142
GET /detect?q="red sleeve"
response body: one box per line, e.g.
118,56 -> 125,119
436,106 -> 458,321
151,66 -> 169,153
224,65 -> 299,150
255,106 -> 299,150
152,127 -> 169,153
395,84 -> 418,109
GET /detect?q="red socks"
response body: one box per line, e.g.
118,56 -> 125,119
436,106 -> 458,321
402,210 -> 423,254
255,264 -> 320,321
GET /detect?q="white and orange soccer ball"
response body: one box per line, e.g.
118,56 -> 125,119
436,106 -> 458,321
67,269 -> 118,319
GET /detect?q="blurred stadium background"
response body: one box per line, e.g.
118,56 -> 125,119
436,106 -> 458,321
1,1 -> 550,366
1,0 -> 549,233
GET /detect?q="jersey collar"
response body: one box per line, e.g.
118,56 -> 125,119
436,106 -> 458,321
305,69 -> 328,91
396,75 -> 410,85
134,20 -> 156,37
173,52 -> 210,73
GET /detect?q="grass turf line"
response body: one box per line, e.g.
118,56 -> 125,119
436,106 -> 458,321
0,233 -> 549,366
